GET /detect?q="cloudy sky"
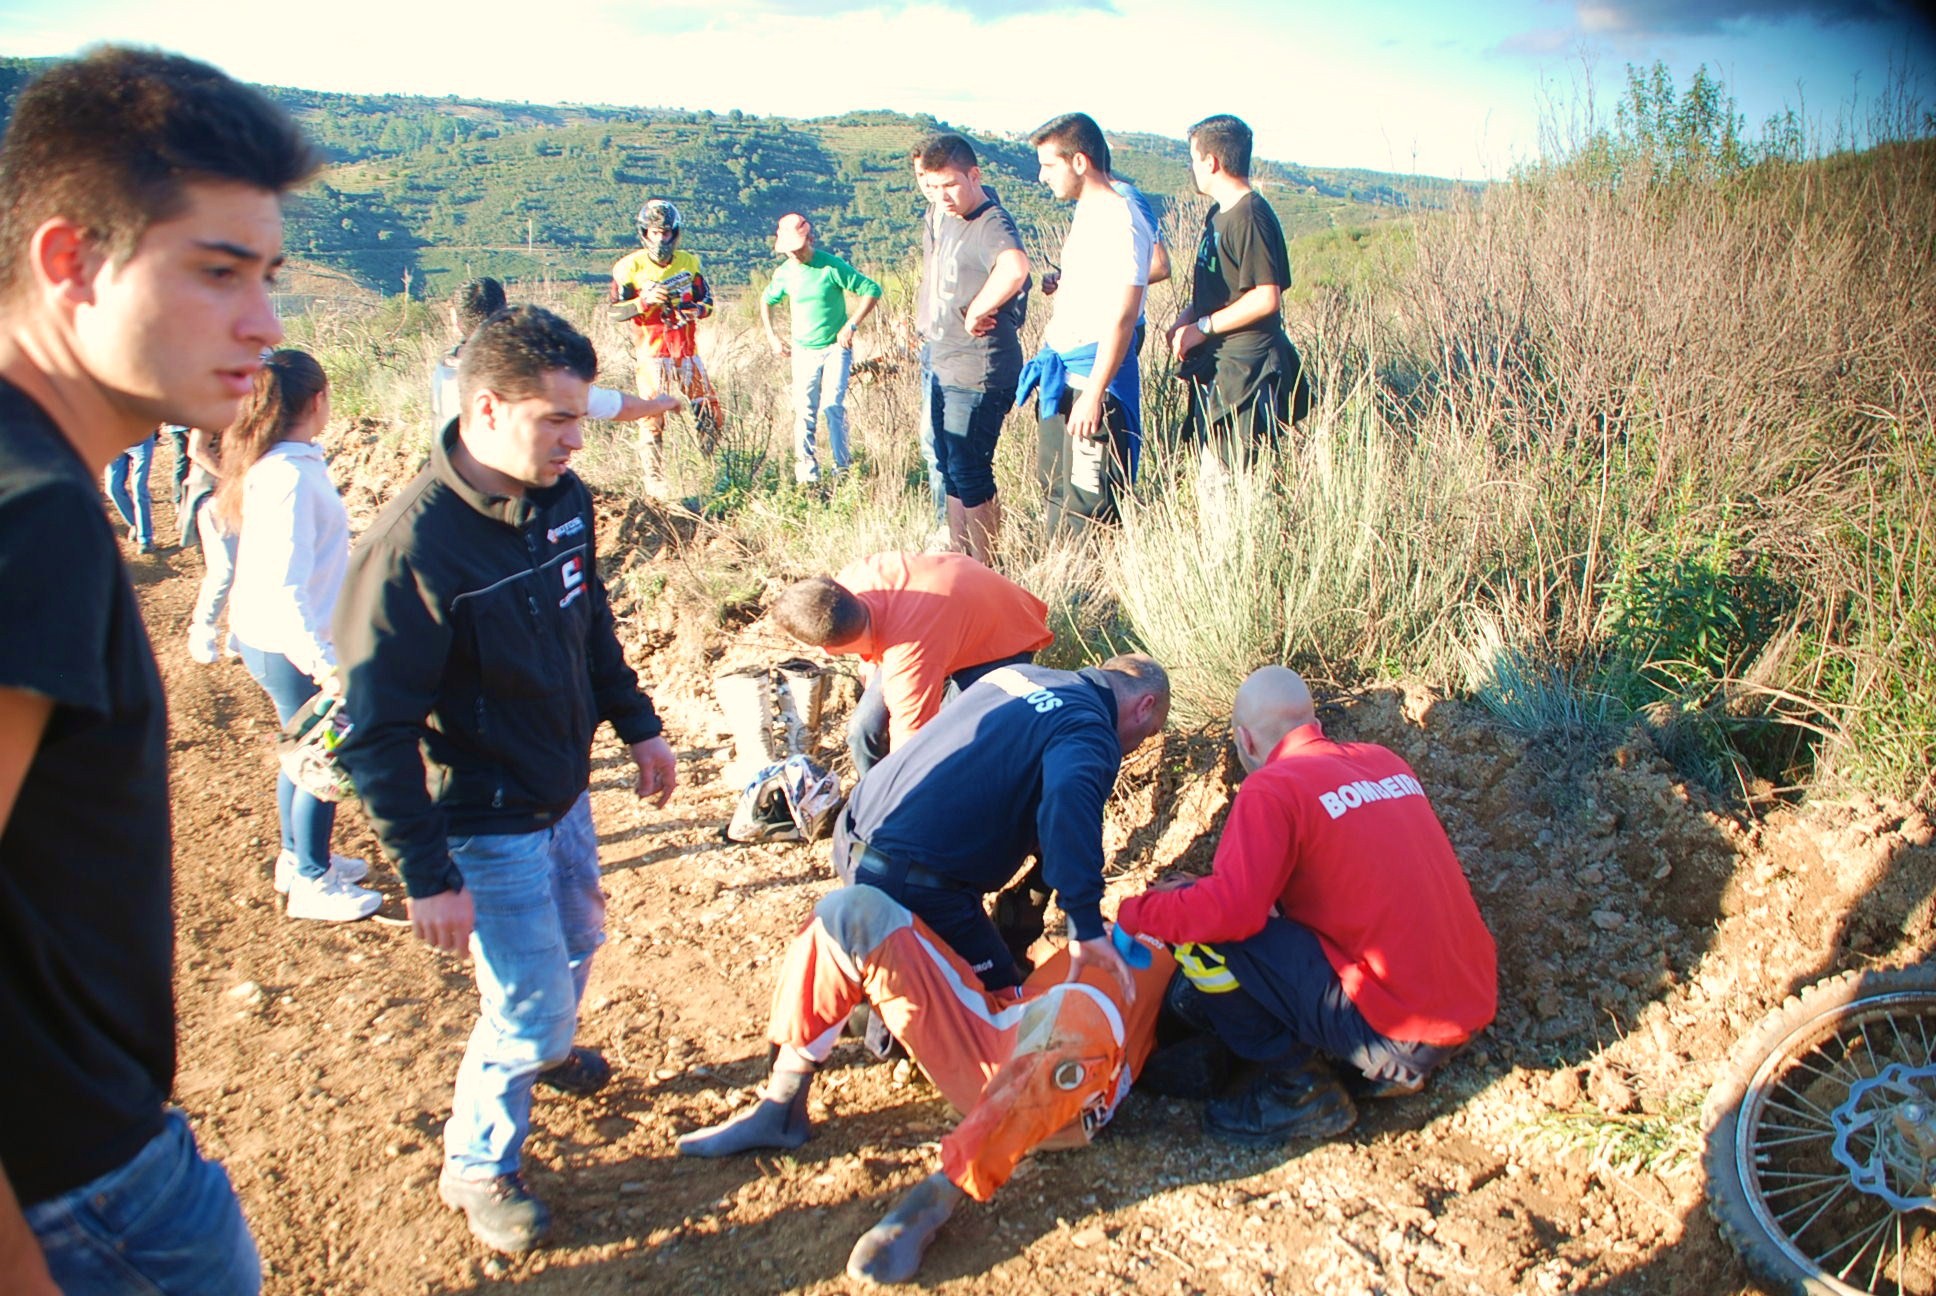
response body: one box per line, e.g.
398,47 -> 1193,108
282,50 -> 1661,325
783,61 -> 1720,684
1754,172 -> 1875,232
3,0 -> 1930,177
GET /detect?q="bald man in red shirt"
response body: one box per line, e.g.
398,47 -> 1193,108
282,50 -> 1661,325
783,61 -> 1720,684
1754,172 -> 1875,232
1117,666 -> 1495,1145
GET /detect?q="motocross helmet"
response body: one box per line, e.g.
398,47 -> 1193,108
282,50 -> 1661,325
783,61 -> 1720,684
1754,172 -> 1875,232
637,198 -> 682,245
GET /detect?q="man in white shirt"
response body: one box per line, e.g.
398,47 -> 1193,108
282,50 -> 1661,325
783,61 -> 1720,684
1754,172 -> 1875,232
1020,112 -> 1152,536
430,277 -> 677,431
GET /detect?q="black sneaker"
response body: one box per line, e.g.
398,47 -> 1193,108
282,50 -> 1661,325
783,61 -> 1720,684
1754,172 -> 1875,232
1203,1059 -> 1358,1146
536,1046 -> 611,1097
846,1004 -> 907,1062
438,1168 -> 551,1253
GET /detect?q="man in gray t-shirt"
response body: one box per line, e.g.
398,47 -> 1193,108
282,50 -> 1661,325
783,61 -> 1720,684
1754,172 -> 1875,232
915,132 -> 1032,564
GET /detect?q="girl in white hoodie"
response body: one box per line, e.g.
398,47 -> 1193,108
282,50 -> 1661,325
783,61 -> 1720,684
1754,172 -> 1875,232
218,349 -> 380,922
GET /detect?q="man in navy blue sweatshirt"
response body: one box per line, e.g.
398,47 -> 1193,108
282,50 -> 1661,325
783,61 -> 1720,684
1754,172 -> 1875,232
833,653 -> 1170,1000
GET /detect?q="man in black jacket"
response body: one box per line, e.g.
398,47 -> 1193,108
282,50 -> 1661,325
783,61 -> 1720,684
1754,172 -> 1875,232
334,306 -> 677,1255
828,656 -> 1169,997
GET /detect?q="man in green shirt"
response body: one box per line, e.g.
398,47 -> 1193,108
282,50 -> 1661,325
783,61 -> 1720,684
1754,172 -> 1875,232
761,213 -> 882,484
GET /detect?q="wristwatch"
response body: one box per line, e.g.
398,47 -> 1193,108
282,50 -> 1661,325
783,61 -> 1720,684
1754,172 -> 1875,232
1200,315 -> 1217,337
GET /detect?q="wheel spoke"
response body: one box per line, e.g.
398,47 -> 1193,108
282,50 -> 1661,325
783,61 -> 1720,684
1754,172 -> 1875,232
1758,1168 -> 1854,1185
1787,1048 -> 1868,1091
1885,1012 -> 1913,1069
1766,1090 -> 1841,1123
1829,1210 -> 1894,1282
1752,1131 -> 1838,1150
1776,1179 -> 1851,1235
1873,1212 -> 1903,1294
1763,1173 -> 1857,1200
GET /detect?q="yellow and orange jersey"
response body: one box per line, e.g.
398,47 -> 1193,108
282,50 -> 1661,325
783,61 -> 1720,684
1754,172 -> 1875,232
610,248 -> 713,361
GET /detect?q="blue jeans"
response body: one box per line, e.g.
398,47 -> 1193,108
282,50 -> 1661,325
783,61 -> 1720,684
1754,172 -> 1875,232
236,641 -> 334,881
1180,915 -> 1457,1091
161,426 -> 190,503
24,1109 -> 260,1295
916,349 -> 944,522
931,381 -> 1016,508
191,505 -> 237,638
104,435 -> 157,546
789,342 -> 853,482
444,792 -> 604,1179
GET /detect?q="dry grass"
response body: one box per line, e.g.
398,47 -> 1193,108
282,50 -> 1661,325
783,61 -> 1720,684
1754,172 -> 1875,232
1387,128 -> 1936,795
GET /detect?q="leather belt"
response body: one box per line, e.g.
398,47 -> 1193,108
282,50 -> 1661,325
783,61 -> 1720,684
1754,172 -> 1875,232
851,840 -> 970,894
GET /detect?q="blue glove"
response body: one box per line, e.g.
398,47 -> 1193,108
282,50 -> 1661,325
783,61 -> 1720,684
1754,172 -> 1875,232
1110,923 -> 1153,970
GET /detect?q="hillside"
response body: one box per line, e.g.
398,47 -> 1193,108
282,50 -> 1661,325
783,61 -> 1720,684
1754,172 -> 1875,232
0,57 -> 1454,298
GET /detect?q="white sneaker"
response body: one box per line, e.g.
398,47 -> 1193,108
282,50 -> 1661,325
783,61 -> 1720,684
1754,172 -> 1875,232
285,870 -> 382,922
275,849 -> 371,894
188,627 -> 220,665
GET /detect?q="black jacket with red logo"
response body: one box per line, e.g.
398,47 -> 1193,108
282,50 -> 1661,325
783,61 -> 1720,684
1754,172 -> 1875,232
333,420 -> 660,898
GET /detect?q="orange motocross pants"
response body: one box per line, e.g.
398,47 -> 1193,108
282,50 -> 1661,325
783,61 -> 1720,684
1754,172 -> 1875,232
637,353 -> 723,444
768,885 -> 1174,1201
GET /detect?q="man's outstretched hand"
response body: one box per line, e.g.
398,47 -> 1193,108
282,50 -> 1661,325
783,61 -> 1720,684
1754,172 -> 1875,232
1066,932 -> 1137,1004
629,736 -> 678,808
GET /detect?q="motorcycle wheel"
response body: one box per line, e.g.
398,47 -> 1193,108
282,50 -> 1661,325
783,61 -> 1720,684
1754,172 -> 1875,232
1703,964 -> 1936,1295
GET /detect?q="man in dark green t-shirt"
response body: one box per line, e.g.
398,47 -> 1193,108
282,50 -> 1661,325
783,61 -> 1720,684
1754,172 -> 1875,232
1167,114 -> 1310,466
760,215 -> 884,485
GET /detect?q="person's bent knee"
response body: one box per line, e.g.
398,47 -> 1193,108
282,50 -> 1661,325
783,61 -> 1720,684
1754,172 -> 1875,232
951,474 -> 997,510
941,442 -> 996,506
848,714 -> 888,767
1013,982 -> 1115,1056
814,885 -> 910,958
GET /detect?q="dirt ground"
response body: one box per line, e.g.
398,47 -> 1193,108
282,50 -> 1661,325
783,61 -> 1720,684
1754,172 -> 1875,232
129,432 -> 1936,1295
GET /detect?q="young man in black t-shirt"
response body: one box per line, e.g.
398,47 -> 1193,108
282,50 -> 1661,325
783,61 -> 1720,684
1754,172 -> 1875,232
0,49 -> 318,1295
1167,114 -> 1310,466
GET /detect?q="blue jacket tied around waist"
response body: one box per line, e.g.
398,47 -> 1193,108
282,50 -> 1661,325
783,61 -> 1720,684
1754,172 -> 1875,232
1018,341 -> 1144,453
